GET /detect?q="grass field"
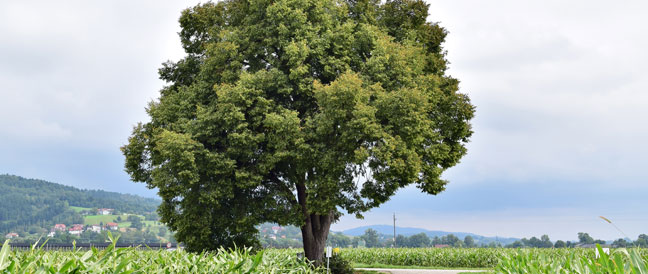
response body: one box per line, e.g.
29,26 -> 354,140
82,214 -> 158,226
70,206 -> 91,213
83,215 -> 128,225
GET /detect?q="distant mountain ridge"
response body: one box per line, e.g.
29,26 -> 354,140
0,174 -> 160,233
341,225 -> 519,245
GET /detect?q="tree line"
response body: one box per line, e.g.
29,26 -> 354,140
505,232 -> 648,248
328,229 -> 648,248
333,229 -> 483,248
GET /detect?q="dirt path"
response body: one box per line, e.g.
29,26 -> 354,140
356,268 -> 486,274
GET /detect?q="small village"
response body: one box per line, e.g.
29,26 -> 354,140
4,208 -> 160,241
47,222 -> 120,237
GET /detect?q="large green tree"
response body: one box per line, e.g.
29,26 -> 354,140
122,0 -> 474,262
408,232 -> 431,247
361,228 -> 380,248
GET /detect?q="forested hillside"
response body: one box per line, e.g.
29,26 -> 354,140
0,174 -> 160,233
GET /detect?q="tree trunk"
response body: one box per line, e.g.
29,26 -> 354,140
301,213 -> 333,264
296,181 -> 333,264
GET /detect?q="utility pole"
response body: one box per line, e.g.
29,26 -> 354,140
393,212 -> 396,248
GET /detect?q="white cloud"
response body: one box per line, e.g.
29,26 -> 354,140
0,0 -> 200,147
332,0 -> 648,239
427,0 -> 648,189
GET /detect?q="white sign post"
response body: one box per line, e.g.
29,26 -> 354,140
326,246 -> 332,274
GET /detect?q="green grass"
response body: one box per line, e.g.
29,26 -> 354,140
143,220 -> 159,226
83,215 -> 130,225
69,206 -> 92,213
83,214 -> 157,226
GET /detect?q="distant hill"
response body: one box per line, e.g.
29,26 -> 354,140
0,174 -> 160,233
341,225 -> 519,245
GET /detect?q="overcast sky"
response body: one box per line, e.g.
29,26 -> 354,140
1,0 -> 647,241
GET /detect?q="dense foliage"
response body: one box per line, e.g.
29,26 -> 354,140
123,0 -> 474,260
0,175 -> 159,234
0,239 -> 320,273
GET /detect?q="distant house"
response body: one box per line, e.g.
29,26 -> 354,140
47,231 -> 56,237
106,222 -> 119,231
97,208 -> 114,215
54,224 -> 67,231
69,224 -> 84,235
69,227 -> 83,235
272,226 -> 281,234
269,235 -> 277,240
88,224 -> 102,233
434,244 -> 450,248
5,233 -> 19,239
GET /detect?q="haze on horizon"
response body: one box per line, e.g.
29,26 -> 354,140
1,0 -> 647,241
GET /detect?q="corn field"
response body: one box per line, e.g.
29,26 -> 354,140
339,247 -> 648,269
339,247 -> 503,267
3,239 -> 648,273
496,245 -> 648,274
0,239 -> 319,273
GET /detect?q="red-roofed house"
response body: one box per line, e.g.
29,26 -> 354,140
69,226 -> 83,235
106,222 -> 119,231
54,224 -> 67,231
5,233 -> 18,239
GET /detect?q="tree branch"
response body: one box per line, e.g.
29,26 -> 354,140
269,172 -> 297,206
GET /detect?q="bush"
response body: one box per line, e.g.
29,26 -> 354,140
328,254 -> 353,274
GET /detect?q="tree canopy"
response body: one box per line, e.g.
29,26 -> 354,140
122,0 -> 474,261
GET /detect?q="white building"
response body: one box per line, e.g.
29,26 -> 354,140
88,225 -> 102,233
97,208 -> 114,215
69,224 -> 84,235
